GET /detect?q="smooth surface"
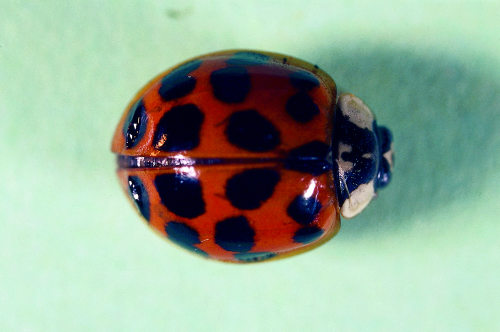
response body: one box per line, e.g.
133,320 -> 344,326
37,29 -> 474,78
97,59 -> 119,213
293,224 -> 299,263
1,1 -> 499,331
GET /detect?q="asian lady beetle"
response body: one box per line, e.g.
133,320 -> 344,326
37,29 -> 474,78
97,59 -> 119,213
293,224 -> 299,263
111,50 -> 394,263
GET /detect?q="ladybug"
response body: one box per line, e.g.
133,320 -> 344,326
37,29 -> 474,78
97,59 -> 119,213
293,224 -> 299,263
111,50 -> 394,263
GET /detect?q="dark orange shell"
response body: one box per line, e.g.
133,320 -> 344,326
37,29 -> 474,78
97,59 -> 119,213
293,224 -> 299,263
111,50 -> 336,159
116,165 -> 340,262
112,50 -> 341,262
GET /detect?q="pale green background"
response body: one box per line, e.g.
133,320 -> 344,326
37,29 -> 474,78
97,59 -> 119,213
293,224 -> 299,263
1,1 -> 499,331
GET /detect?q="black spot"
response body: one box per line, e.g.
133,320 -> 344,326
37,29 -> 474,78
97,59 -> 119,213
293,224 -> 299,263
214,216 -> 255,252
289,71 -> 320,91
234,252 -> 277,262
165,221 -> 209,257
127,176 -> 150,222
153,104 -> 204,152
123,99 -> 148,149
226,169 -> 280,210
226,51 -> 271,66
333,108 -> 378,207
284,141 -> 332,175
286,92 -> 320,123
225,109 -> 280,152
287,195 -> 322,225
158,59 -> 202,101
155,173 -> 205,219
210,66 -> 251,103
293,226 -> 324,244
